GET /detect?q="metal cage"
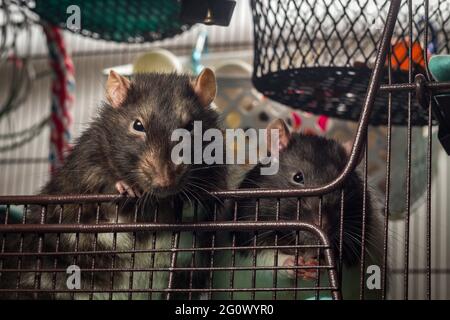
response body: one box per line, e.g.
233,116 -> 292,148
1,0 -> 450,300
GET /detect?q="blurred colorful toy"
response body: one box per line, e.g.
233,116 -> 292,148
390,38 -> 430,72
214,61 -> 331,134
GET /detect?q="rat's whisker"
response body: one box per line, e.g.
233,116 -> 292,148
186,181 -> 222,204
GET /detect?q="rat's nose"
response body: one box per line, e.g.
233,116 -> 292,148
153,171 -> 174,188
151,163 -> 184,189
140,149 -> 185,191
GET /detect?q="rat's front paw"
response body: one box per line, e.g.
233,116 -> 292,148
282,256 -> 319,281
115,181 -> 141,197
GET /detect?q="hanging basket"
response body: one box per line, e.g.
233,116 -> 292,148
251,0 -> 450,126
29,0 -> 192,43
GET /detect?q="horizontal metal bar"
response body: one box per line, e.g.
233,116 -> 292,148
0,287 -> 338,293
0,221 -> 327,236
0,187 -> 363,201
0,265 -> 332,273
0,194 -> 124,204
0,192 -> 308,203
379,81 -> 450,92
0,244 -> 329,257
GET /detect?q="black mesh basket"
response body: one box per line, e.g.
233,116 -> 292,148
251,0 -> 450,126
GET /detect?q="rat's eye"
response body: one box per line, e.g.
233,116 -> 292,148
132,119 -> 145,132
185,121 -> 194,132
292,171 -> 305,185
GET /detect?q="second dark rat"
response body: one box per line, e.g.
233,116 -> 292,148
0,68 -> 227,299
213,119 -> 383,299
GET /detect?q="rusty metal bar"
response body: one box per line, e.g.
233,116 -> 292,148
382,42 -> 393,301
0,286 -> 338,294
207,203 -> 218,299
424,0 -> 433,301
403,0 -> 414,300
0,221 -> 339,234
359,133 -> 369,300
0,265 -> 334,273
379,81 -> 450,92
0,244 -> 329,257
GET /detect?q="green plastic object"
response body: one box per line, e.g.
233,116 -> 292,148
0,205 -> 24,222
31,0 -> 192,43
429,55 -> 450,82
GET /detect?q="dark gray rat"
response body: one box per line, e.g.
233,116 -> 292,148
228,119 -> 383,298
0,68 -> 227,299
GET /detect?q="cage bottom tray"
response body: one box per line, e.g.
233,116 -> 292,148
252,67 -> 434,126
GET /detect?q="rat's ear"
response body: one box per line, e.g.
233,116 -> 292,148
343,140 -> 364,165
106,70 -> 131,108
192,68 -> 216,107
266,119 -> 291,152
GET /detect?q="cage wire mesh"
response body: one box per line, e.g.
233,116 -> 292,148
0,197 -> 341,300
0,0 -> 450,300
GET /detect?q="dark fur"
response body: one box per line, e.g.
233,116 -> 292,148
235,133 -> 383,268
0,73 -> 227,299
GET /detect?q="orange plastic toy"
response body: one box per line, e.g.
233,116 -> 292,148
390,38 -> 430,71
